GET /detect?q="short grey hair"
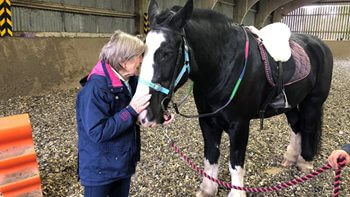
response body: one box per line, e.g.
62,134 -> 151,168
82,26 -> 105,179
99,30 -> 146,70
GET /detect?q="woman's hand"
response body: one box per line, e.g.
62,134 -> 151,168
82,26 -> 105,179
130,94 -> 151,114
327,149 -> 350,169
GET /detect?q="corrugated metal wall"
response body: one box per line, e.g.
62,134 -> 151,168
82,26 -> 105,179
12,0 -> 136,34
12,0 -> 241,35
11,0 -> 258,34
282,3 -> 350,40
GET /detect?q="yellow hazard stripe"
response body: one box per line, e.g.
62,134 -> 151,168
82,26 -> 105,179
0,8 -> 4,16
0,18 -> 4,26
1,29 -> 5,36
7,28 -> 12,36
0,28 -> 12,36
6,8 -> 11,16
5,0 -> 10,6
6,18 -> 12,26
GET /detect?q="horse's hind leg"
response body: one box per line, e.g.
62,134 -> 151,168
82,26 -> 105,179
282,107 -> 302,167
228,120 -> 249,197
196,118 -> 223,197
296,96 -> 324,173
283,96 -> 324,173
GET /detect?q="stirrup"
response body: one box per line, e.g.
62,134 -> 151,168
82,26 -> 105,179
270,89 -> 291,109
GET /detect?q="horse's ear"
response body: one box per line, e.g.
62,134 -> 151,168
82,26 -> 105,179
148,0 -> 159,26
171,0 -> 193,29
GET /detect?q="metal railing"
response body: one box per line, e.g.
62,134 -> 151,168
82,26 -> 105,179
282,4 -> 350,40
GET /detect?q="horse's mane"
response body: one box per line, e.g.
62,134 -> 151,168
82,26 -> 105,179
156,6 -> 234,29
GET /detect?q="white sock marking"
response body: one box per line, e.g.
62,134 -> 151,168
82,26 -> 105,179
199,159 -> 218,196
284,132 -> 301,162
228,164 -> 246,197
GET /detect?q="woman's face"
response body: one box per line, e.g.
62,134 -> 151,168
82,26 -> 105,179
122,54 -> 143,78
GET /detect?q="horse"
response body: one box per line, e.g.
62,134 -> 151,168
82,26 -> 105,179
134,0 -> 333,196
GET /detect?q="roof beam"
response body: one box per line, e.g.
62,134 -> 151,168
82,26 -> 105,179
272,0 -> 320,22
255,0 -> 294,28
233,0 -> 260,23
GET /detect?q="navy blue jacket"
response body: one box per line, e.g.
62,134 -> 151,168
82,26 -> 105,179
343,144 -> 350,155
76,60 -> 140,186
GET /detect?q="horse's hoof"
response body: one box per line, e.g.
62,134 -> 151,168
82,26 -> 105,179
296,164 -> 313,174
228,190 -> 247,197
281,158 -> 295,167
196,190 -> 215,197
296,156 -> 313,173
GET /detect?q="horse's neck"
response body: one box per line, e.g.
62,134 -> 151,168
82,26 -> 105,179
186,22 -> 245,93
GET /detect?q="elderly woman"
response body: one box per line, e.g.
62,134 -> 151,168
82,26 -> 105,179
328,144 -> 350,169
76,30 -> 150,196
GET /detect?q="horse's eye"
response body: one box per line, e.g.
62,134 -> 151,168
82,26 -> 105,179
159,52 -> 171,62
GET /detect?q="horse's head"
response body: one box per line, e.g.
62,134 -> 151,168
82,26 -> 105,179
135,0 -> 193,127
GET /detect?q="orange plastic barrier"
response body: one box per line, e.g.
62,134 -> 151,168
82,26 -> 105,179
0,114 -> 43,197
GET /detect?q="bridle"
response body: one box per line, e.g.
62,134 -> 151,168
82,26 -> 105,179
138,27 -> 191,112
139,25 -> 250,119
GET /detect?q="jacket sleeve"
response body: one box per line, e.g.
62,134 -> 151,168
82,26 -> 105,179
342,144 -> 350,155
80,86 -> 138,143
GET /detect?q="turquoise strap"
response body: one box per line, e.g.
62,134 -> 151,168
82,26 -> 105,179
174,45 -> 190,86
138,78 -> 170,95
174,63 -> 190,87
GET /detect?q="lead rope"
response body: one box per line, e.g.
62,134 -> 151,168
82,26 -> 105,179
164,128 -> 346,195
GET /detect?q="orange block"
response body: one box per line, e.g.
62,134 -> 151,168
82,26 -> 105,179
0,114 -> 43,197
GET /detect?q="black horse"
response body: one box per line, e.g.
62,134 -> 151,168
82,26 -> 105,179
135,0 -> 333,196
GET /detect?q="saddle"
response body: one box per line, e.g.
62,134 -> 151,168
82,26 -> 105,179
247,23 -> 311,129
248,23 -> 291,62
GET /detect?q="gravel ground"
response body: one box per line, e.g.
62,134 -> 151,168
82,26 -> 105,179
1,59 -> 349,197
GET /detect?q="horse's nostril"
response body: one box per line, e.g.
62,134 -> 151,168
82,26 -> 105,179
141,119 -> 146,124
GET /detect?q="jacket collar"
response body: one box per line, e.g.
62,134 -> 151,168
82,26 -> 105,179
88,60 -> 123,88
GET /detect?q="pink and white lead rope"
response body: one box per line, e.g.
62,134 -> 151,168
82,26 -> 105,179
169,142 -> 346,196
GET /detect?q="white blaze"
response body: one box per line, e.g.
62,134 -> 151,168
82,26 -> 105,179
135,31 -> 166,98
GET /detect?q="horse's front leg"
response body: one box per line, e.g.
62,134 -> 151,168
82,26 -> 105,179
228,120 -> 250,197
282,108 -> 302,167
196,118 -> 223,197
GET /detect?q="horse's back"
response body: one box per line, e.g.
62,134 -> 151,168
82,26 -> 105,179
291,33 -> 333,99
291,33 -> 333,67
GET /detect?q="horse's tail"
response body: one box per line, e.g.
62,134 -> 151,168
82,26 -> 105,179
315,106 -> 323,155
313,37 -> 333,156
297,34 -> 333,159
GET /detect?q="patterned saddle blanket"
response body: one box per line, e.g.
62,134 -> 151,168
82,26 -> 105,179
247,24 -> 311,87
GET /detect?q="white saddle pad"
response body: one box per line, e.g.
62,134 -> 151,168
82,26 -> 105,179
248,23 -> 292,62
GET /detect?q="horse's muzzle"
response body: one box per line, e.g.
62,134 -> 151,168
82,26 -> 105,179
138,110 -> 157,127
137,110 -> 175,127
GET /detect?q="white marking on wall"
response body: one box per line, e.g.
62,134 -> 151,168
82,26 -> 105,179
228,164 -> 246,197
135,31 -> 166,97
199,159 -> 218,195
